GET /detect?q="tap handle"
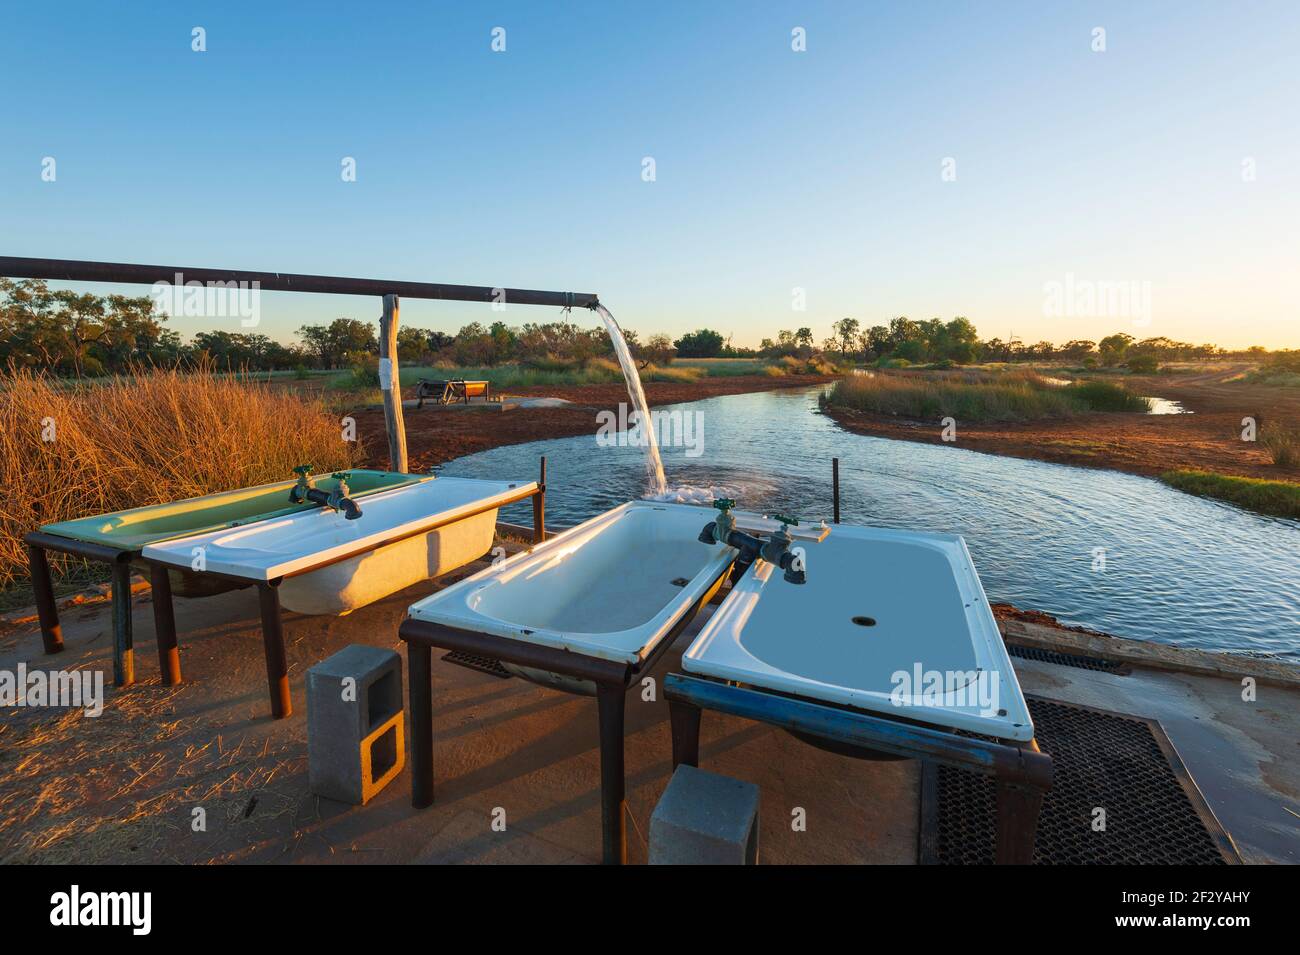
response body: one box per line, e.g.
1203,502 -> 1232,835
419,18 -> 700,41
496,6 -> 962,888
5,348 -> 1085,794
331,471 -> 352,482
293,465 -> 313,478
713,498 -> 735,512
773,513 -> 799,527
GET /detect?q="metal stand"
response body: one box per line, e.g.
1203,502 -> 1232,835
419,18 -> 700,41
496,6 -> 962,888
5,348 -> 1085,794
665,673 -> 1052,865
400,562 -> 730,865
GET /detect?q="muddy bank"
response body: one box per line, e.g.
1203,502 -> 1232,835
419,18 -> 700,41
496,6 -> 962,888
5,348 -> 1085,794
823,367 -> 1300,483
352,374 -> 834,471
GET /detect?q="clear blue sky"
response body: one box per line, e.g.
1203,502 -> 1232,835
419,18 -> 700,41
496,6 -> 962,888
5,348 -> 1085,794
3,1 -> 1297,348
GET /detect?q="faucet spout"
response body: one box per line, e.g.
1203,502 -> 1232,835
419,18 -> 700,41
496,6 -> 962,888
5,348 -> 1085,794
299,472 -> 363,519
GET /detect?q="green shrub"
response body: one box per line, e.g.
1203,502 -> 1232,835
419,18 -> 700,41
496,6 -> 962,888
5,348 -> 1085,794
1160,470 -> 1300,520
1126,354 -> 1159,374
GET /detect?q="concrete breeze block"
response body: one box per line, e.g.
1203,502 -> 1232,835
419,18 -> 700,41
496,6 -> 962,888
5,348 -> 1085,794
307,645 -> 405,805
649,765 -> 760,865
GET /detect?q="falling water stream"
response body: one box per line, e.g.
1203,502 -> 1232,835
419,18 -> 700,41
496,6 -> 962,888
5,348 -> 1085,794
594,304 -> 666,494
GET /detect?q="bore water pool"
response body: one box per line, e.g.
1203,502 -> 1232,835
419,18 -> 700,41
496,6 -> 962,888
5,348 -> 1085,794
438,386 -> 1299,658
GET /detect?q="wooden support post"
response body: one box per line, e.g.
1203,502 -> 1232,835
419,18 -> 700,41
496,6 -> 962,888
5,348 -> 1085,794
379,293 -> 409,473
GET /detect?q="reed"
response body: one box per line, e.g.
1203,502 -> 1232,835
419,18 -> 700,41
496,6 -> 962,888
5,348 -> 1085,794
0,364 -> 359,590
823,369 -> 1150,421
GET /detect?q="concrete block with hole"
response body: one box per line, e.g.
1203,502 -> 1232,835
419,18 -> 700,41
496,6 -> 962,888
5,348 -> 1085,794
649,764 -> 760,865
307,645 -> 405,805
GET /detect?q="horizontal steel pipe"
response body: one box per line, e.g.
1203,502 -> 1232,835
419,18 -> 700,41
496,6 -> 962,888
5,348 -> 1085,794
0,256 -> 599,309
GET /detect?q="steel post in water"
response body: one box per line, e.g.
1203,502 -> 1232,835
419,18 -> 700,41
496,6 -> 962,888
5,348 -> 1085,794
533,456 -> 547,543
832,457 -> 841,524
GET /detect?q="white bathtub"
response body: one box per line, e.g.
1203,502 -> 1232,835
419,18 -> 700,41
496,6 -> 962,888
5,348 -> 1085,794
406,501 -> 736,692
683,523 -> 1034,741
142,477 -> 533,615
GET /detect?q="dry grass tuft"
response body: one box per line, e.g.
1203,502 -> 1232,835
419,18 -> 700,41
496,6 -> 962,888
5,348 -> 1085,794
0,363 -> 361,590
0,677 -> 307,864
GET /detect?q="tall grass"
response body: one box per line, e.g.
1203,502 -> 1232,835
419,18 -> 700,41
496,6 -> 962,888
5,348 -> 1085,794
0,365 -> 359,590
1260,427 -> 1299,468
823,369 -> 1150,421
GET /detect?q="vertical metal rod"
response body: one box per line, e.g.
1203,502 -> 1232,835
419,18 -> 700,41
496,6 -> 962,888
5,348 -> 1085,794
27,543 -> 64,654
669,700 -> 702,768
832,457 -> 841,524
408,642 -> 434,808
532,456 -> 547,543
111,560 -> 135,687
149,563 -> 182,685
379,293 -> 409,473
596,684 -> 627,865
257,581 -> 291,719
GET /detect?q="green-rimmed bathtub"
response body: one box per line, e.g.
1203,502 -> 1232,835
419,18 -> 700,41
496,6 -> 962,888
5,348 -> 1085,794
26,469 -> 428,685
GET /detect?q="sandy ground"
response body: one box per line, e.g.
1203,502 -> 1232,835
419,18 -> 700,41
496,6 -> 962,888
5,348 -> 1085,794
348,374 -> 833,471
823,366 -> 1300,482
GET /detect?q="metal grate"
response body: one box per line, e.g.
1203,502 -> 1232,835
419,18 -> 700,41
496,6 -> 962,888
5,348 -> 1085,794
441,650 -> 513,680
920,697 -> 1237,865
1007,644 -> 1131,674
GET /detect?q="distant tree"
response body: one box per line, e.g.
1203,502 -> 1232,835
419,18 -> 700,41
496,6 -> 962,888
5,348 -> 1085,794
833,317 -> 861,358
636,333 -> 676,368
1098,333 -> 1134,367
673,328 -> 725,358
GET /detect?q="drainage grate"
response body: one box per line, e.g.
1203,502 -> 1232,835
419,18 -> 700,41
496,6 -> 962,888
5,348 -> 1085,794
441,651 -> 513,680
920,697 -> 1237,865
1007,644 -> 1131,674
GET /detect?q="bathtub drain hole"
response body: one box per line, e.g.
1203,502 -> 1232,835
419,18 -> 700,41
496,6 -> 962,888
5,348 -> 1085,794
851,616 -> 877,627
670,577 -> 690,587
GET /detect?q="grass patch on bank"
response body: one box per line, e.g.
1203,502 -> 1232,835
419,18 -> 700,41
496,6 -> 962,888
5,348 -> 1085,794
1159,470 -> 1300,520
822,368 -> 1150,422
0,365 -> 358,590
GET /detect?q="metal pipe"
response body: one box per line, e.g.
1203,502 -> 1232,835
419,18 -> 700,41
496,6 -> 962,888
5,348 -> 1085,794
0,255 -> 600,309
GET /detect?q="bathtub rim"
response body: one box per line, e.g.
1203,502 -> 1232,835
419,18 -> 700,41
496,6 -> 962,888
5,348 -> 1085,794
142,477 -> 537,582
406,500 -> 737,666
682,523 -> 1035,742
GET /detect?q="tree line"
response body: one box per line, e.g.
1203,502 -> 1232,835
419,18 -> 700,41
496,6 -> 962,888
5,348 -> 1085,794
1,277 -> 1290,377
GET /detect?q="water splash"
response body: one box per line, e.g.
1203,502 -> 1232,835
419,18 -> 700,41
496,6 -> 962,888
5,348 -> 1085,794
594,304 -> 666,495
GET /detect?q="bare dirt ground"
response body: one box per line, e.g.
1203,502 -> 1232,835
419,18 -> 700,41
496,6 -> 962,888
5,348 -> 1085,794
823,365 -> 1300,482
348,374 -> 833,471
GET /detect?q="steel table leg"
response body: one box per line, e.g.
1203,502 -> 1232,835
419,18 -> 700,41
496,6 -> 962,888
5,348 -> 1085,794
995,780 -> 1044,864
27,543 -> 63,654
669,699 -> 702,768
149,563 -> 182,685
596,683 -> 627,865
111,560 -> 134,687
257,581 -> 291,719
408,641 -> 434,808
